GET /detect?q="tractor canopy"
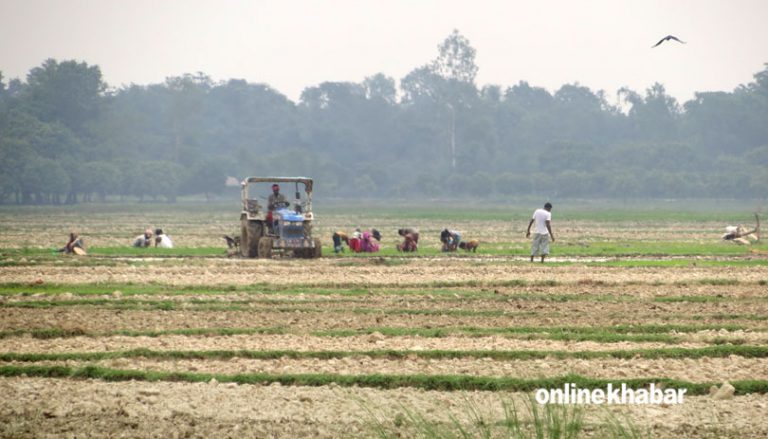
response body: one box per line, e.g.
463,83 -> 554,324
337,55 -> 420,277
241,177 -> 313,193
241,176 -> 314,221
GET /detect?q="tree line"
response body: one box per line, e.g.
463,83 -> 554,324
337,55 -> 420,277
1,30 -> 766,204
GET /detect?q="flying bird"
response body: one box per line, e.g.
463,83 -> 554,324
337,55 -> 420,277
652,35 -> 686,48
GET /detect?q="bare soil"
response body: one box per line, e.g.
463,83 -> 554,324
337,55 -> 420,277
1,212 -> 767,437
1,377 -> 767,438
2,257 -> 767,286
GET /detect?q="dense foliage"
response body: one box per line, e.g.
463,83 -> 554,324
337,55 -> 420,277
1,31 -> 766,203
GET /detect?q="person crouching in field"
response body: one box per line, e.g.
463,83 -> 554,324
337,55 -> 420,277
397,228 -> 419,252
722,214 -> 760,245
154,228 -> 173,248
348,229 -> 362,252
360,230 -> 381,252
347,229 -> 381,253
526,202 -> 555,263
440,229 -> 461,252
332,231 -> 349,253
59,232 -> 86,255
133,228 -> 153,247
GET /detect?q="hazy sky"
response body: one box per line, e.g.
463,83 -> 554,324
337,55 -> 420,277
2,0 -> 767,104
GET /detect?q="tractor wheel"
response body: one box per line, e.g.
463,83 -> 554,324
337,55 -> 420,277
311,238 -> 322,259
258,236 -> 273,259
241,219 -> 262,258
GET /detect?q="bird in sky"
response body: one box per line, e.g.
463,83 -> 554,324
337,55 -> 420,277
652,35 -> 686,48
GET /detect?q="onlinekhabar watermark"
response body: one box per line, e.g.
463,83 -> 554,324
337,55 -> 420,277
535,383 -> 687,405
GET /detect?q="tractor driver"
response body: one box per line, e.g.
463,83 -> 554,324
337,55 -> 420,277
267,183 -> 288,232
267,184 -> 288,211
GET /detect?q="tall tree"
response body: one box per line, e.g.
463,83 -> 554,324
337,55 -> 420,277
621,83 -> 680,141
432,29 -> 479,84
164,73 -> 211,164
400,65 -> 445,105
21,59 -> 106,136
363,73 -> 397,104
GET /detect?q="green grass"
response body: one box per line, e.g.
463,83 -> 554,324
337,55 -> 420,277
0,323 -> 751,341
1,246 -> 224,259
1,239 -> 759,260
1,364 -> 766,396
0,281 -> 538,298
332,241 -> 753,258
0,299 -> 430,315
313,323 -> 752,339
0,298 -> 257,311
3,344 -> 767,363
358,393 -> 651,439
0,327 -> 289,339
360,393 -> 587,439
0,299 -> 535,317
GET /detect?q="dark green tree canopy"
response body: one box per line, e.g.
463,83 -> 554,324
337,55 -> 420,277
1,33 -> 767,204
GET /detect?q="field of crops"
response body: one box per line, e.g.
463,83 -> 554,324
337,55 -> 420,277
1,202 -> 767,437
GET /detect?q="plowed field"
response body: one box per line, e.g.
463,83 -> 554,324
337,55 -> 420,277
1,205 -> 766,437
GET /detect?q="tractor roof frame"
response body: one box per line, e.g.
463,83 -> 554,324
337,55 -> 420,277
241,177 -> 313,193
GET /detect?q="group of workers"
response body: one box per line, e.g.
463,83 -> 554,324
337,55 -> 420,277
332,229 -> 382,253
59,227 -> 173,255
57,200 -> 758,263
331,227 -> 467,254
132,228 -> 174,248
329,203 -> 557,260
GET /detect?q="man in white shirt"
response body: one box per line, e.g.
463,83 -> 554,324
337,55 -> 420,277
154,228 -> 174,248
526,202 -> 555,263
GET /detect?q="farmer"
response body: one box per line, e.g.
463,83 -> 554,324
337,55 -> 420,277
132,228 -> 153,247
440,229 -> 461,252
397,228 -> 419,252
526,202 -> 555,263
722,214 -> 760,245
267,183 -> 288,211
348,228 -> 363,252
59,232 -> 86,255
154,228 -> 174,248
332,231 -> 349,253
360,230 -> 380,253
267,183 -> 288,232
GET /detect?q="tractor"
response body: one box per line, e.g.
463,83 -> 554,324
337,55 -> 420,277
240,177 -> 321,258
